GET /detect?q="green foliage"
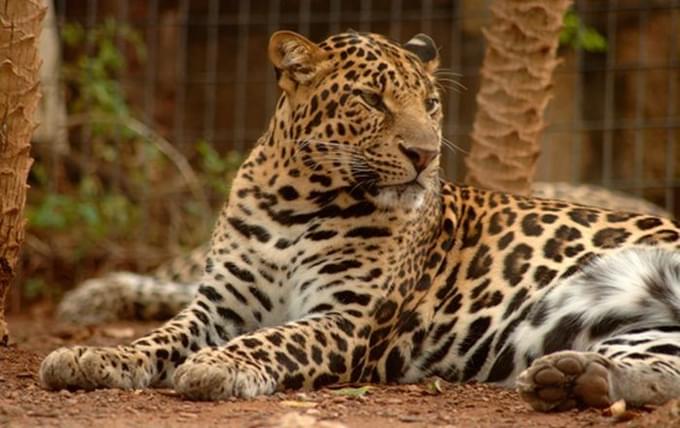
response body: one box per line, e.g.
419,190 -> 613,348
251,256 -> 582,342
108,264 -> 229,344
196,141 -> 243,195
560,10 -> 608,53
61,19 -> 145,121
24,19 -> 242,302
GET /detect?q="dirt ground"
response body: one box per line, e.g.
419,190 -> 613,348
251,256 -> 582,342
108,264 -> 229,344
1,316 -> 680,428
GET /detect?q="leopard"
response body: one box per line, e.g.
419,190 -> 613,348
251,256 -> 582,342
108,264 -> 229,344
54,183 -> 670,326
40,30 -> 680,412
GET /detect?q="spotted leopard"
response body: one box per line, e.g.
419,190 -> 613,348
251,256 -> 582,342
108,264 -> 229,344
41,31 -> 680,412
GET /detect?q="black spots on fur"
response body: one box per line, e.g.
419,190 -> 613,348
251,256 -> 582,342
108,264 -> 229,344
155,349 -> 169,360
534,265 -> 558,289
333,290 -> 372,306
313,373 -> 340,389
488,209 -> 517,235
345,226 -> 391,239
636,229 -> 680,245
282,374 -> 305,390
325,100 -> 338,118
521,213 -> 544,236
311,345 -> 324,365
328,352 -> 347,374
636,217 -> 663,230
606,212 -> 637,223
497,231 -> 514,251
471,279 -> 490,299
304,111 -> 323,134
627,352 -> 653,360
306,230 -> 338,241
275,351 -> 299,372
502,287 -> 529,319
224,261 -> 256,283
275,238 -> 291,249
541,214 -> 558,224
337,318 -> 355,337
461,221 -> 483,249
270,200 -> 375,226
227,217 -> 271,243
266,332 -> 284,346
568,208 -> 599,227
309,303 -> 334,313
423,334 -> 457,371
463,334 -> 494,381
375,300 -> 397,324
192,309 -> 209,325
385,348 -> 405,383
286,344 -> 309,365
310,174 -> 332,187
544,225 -> 583,262
225,283 -> 247,305
543,314 -> 584,354
331,332 -> 348,352
470,290 -> 503,314
198,285 -> 222,302
249,286 -> 273,311
415,274 -> 431,291
320,259 -> 363,274
466,244 -> 493,280
313,329 -> 328,347
503,244 -> 533,287
241,338 -> 263,348
458,317 -> 491,356
592,227 -> 631,249
278,185 -> 299,201
217,306 -> 245,326
647,344 -> 680,356
590,313 -> 644,338
444,293 -> 463,314
485,344 -> 516,383
351,346 -> 367,382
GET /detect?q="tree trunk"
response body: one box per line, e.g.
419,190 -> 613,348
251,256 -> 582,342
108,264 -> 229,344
465,0 -> 572,196
0,0 -> 45,345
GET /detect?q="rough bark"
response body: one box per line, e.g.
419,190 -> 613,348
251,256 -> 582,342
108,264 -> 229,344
465,0 -> 573,196
0,0 -> 45,345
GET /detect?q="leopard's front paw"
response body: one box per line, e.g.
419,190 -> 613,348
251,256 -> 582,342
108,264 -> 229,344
516,351 -> 611,412
40,346 -> 153,391
173,349 -> 277,400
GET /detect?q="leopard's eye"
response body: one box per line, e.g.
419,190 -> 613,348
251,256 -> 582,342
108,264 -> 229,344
360,91 -> 386,111
425,97 -> 440,112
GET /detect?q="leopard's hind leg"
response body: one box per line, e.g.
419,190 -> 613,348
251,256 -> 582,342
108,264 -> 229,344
57,246 -> 207,324
512,247 -> 680,411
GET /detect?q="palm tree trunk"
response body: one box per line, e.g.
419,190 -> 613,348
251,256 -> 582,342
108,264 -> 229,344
0,0 -> 45,345
465,0 -> 572,196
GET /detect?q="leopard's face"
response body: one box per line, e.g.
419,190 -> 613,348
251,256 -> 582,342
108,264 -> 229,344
268,31 -> 443,209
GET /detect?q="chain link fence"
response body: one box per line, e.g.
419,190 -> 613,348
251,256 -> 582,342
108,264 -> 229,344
14,0 -> 680,308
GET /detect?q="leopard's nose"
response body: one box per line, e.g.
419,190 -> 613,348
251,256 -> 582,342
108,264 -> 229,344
399,144 -> 438,174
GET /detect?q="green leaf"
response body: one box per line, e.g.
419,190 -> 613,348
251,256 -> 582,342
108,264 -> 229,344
331,386 -> 373,398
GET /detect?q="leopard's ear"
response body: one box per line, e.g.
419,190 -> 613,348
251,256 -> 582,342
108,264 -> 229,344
404,33 -> 439,74
269,31 -> 325,94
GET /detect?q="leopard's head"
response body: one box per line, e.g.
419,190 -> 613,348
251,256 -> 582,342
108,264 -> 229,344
268,30 -> 443,209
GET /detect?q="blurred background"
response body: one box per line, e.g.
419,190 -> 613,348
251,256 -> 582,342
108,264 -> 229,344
12,0 -> 679,312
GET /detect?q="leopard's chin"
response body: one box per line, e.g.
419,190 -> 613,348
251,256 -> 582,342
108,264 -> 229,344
372,181 -> 427,210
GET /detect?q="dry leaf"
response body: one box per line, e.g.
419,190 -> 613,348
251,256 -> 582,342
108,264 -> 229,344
331,386 -> 373,398
280,400 -> 318,408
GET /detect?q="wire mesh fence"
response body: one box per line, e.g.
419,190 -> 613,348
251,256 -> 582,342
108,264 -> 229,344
15,0 -> 680,307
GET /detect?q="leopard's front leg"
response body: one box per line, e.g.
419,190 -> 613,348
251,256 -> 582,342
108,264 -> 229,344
40,282 -> 255,391
173,312 -> 367,400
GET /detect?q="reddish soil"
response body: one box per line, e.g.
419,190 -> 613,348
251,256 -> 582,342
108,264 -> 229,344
1,315 -> 679,428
